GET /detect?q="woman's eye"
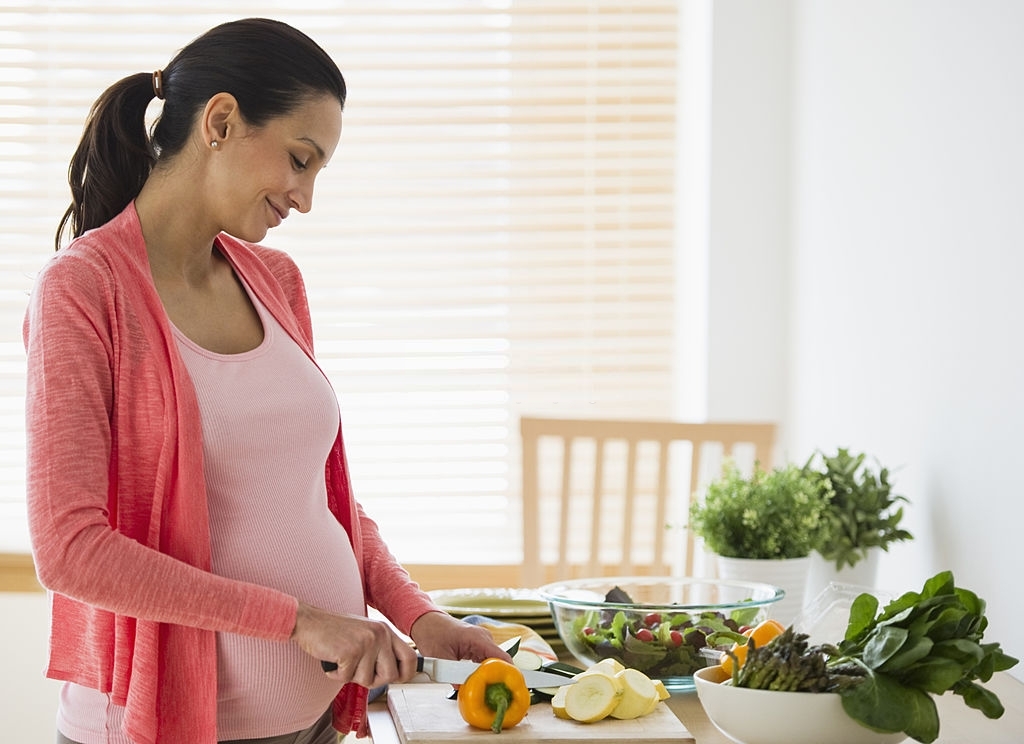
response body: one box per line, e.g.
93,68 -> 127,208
291,155 -> 308,171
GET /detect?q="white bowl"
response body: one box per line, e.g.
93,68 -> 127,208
693,666 -> 908,744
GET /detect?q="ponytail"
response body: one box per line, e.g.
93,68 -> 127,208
55,72 -> 157,250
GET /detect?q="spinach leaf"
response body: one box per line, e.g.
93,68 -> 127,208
901,656 -> 971,694
841,671 -> 939,743
957,679 -> 1005,718
878,635 -> 933,672
844,592 -> 879,639
861,625 -> 910,667
832,571 -> 1019,741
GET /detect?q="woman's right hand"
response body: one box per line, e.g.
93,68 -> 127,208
291,602 -> 420,689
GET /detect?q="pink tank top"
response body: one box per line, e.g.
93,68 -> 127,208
58,286 -> 364,742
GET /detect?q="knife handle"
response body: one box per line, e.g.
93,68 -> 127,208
321,656 -> 426,674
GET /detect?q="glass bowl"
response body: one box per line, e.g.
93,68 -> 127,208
537,575 -> 784,692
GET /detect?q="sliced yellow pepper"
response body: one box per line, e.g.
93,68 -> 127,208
720,618 -> 786,675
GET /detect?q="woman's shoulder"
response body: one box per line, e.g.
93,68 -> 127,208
34,235 -> 127,299
38,205 -> 149,286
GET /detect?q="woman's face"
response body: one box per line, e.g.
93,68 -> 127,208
212,94 -> 343,243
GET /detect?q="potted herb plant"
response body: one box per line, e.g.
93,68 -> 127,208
689,461 -> 834,624
803,447 -> 913,594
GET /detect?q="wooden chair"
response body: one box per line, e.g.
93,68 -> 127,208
519,416 -> 777,587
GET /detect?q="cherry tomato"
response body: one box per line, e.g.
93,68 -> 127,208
582,626 -> 596,636
635,627 -> 655,642
643,612 -> 662,627
669,630 -> 684,647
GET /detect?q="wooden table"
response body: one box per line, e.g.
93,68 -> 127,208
363,672 -> 1024,744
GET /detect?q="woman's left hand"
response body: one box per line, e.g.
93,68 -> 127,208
409,610 -> 513,663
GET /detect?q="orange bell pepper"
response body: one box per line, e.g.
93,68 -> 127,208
457,658 -> 531,733
720,618 -> 786,675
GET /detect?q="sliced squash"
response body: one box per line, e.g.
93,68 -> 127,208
563,671 -> 623,722
609,668 -> 660,720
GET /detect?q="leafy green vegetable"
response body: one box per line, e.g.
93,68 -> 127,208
834,571 -> 1017,741
804,448 -> 913,569
689,461 -> 832,559
734,571 -> 1018,743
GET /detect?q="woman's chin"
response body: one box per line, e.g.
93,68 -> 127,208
225,224 -> 271,243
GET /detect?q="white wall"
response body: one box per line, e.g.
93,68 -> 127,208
706,0 -> 795,429
1,592 -> 60,736
792,0 -> 1024,674
705,0 -> 1024,677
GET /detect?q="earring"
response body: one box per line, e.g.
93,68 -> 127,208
211,140 -> 219,149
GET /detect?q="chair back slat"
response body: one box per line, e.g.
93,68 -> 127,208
520,416 -> 777,587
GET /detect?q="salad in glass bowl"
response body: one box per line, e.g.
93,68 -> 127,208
538,576 -> 784,692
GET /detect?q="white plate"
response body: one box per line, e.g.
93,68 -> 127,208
428,587 -> 551,618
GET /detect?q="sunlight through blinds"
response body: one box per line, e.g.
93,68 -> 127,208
1,1 -> 680,565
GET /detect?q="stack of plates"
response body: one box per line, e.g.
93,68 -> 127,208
428,587 -> 564,654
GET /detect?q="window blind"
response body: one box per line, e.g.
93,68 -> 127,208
0,1 -> 680,565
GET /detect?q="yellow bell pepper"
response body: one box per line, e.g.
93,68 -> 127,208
720,618 -> 786,675
457,658 -> 531,733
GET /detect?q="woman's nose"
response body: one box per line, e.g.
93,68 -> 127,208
290,181 -> 314,214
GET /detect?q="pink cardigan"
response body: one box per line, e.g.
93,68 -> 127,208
24,204 -> 436,744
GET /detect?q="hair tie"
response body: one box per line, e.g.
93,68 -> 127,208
152,69 -> 164,100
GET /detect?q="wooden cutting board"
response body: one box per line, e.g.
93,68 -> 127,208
385,683 -> 695,743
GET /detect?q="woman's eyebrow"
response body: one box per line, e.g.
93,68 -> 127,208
298,136 -> 326,161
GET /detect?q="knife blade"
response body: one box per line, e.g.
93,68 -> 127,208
320,656 -> 575,688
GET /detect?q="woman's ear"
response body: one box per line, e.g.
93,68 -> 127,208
200,92 -> 240,146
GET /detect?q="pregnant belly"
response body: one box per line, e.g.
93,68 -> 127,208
211,518 -> 364,738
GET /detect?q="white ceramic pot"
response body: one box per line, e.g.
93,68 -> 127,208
716,555 -> 810,627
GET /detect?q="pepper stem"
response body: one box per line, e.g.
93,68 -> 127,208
485,683 -> 513,733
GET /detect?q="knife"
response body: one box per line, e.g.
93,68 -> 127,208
320,656 -> 575,688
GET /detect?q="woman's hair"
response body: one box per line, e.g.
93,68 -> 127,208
55,17 -> 347,249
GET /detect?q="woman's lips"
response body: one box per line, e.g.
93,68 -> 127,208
267,200 -> 287,226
